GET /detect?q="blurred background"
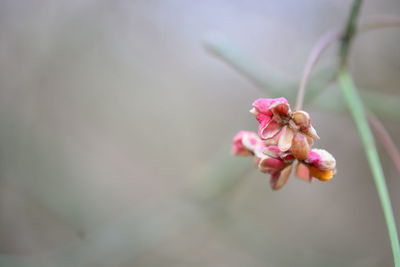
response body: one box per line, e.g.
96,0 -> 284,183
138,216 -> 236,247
0,0 -> 399,266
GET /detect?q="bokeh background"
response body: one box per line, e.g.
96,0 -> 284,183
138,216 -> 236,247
0,0 -> 399,266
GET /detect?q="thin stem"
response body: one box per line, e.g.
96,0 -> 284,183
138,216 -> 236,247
296,22 -> 400,171
295,30 -> 341,110
339,0 -> 363,67
338,70 -> 400,267
206,26 -> 400,119
295,13 -> 400,111
338,1 -> 400,266
204,38 -> 291,98
360,15 -> 400,32
368,113 -> 400,175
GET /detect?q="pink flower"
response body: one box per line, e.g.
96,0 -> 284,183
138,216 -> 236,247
232,131 -> 262,156
250,98 -> 319,154
259,146 -> 336,190
296,149 -> 336,182
231,132 -> 337,190
257,145 -> 295,190
232,97 -> 336,191
250,97 -> 289,139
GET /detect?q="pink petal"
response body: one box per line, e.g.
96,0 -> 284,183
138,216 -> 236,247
255,113 -> 271,126
259,157 -> 285,172
278,126 -> 294,152
252,98 -> 274,114
242,134 -> 261,151
307,149 -> 336,171
262,131 -> 282,146
253,157 -> 261,166
295,162 -> 312,183
252,97 -> 289,115
232,131 -> 259,156
305,150 -> 322,167
281,153 -> 295,162
259,120 -> 283,140
253,142 -> 268,158
270,102 -> 291,118
270,164 -> 292,190
263,145 -> 280,158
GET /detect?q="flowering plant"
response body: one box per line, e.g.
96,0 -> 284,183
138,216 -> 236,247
232,98 -> 336,190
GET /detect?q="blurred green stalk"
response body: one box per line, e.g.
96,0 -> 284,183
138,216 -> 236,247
205,39 -> 400,120
338,1 -> 399,266
338,69 -> 400,267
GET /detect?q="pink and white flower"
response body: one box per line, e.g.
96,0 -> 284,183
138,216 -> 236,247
232,96 -> 336,191
232,131 -> 263,156
296,149 -> 337,182
250,98 -> 319,154
258,145 -> 295,190
232,131 -> 337,190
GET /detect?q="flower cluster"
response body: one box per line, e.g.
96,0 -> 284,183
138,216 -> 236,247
232,98 -> 336,190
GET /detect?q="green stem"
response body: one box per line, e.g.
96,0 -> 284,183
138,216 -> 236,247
340,0 -> 363,67
338,69 -> 400,267
338,1 -> 400,265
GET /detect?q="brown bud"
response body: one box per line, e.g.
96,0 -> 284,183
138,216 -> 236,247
305,125 -> 320,140
291,133 -> 310,161
292,111 -> 310,129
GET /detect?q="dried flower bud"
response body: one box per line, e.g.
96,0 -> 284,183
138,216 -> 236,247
305,149 -> 336,181
292,111 -> 310,129
305,125 -> 320,140
291,133 -> 310,161
308,149 -> 336,171
235,97 -> 337,190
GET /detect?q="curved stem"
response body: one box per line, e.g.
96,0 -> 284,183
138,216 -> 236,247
360,15 -> 400,32
368,113 -> 400,175
339,0 -> 363,67
296,12 -> 400,111
338,70 -> 400,267
337,1 -> 400,266
295,30 -> 341,110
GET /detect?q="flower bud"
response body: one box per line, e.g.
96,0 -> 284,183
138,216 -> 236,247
309,149 -> 336,171
292,111 -> 310,129
305,125 -> 320,140
291,133 -> 310,161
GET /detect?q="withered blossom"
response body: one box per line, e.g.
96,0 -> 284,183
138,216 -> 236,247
232,131 -> 336,190
250,98 -> 319,156
232,97 -> 336,190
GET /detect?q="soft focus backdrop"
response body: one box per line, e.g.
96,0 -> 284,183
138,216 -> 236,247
0,0 -> 399,266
